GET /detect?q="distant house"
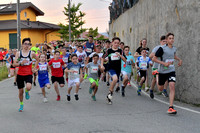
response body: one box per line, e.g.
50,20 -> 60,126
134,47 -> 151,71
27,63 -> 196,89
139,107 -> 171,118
0,2 -> 61,49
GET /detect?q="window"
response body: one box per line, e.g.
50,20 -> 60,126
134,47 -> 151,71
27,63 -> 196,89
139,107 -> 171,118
24,12 -> 27,17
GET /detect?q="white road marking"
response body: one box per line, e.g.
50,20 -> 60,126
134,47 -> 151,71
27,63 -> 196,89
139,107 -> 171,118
130,81 -> 200,114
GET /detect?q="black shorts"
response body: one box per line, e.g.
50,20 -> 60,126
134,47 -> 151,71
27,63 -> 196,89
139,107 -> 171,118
158,72 -> 176,85
51,76 -> 65,84
103,64 -> 109,72
0,60 -> 3,62
139,70 -> 147,82
17,75 -> 33,89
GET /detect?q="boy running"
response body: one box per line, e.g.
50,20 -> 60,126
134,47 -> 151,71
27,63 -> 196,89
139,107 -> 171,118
152,33 -> 182,114
65,54 -> 83,101
135,48 -> 153,96
86,54 -> 103,101
101,37 -> 126,104
13,38 -> 39,112
121,46 -> 135,97
49,51 -> 66,101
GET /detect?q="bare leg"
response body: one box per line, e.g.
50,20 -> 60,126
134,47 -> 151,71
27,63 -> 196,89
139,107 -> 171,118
169,82 -> 175,106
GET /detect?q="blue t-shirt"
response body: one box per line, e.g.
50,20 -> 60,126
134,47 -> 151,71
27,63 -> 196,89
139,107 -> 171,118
38,63 -> 49,80
5,53 -> 11,63
67,62 -> 81,80
121,55 -> 135,73
136,56 -> 152,70
85,42 -> 94,56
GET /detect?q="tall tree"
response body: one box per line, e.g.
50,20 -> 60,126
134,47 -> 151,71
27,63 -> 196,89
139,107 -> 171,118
58,3 -> 86,41
86,27 -> 99,38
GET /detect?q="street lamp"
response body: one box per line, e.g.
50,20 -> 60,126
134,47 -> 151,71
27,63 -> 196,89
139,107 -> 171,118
17,0 -> 21,50
68,0 -> 71,42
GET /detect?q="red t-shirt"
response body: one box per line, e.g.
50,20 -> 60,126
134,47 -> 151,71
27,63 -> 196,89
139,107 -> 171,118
0,52 -> 3,60
48,58 -> 64,77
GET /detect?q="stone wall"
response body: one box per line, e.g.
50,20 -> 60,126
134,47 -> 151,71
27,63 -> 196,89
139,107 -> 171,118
109,0 -> 200,104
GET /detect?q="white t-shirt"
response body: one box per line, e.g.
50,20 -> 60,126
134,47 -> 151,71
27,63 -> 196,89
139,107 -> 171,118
76,51 -> 87,66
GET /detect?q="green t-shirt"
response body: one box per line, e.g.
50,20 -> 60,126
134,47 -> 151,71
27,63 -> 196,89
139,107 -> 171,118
31,47 -> 40,54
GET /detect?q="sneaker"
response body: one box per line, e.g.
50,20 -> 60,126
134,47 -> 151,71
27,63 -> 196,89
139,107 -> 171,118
152,70 -> 159,75
74,94 -> 79,101
56,95 -> 60,101
14,82 -> 17,86
43,98 -> 48,103
137,89 -> 141,96
89,88 -> 93,94
103,76 -> 106,82
106,95 -> 112,105
33,82 -> 36,86
107,82 -> 110,86
67,95 -> 71,101
122,92 -> 125,97
121,86 -> 125,97
150,90 -> 154,99
107,92 -> 113,100
145,87 -> 149,92
167,107 -> 177,114
91,95 -> 96,101
115,87 -> 120,92
66,78 -> 68,83
84,74 -> 88,79
8,74 -> 11,78
162,90 -> 169,97
25,91 -> 30,100
127,82 -> 131,86
18,104 -> 24,112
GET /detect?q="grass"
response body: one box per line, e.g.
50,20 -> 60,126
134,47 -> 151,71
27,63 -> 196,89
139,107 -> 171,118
0,64 -> 8,81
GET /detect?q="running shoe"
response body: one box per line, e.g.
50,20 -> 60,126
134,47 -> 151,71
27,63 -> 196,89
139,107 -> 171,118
43,98 -> 48,103
107,92 -> 113,100
167,107 -> 177,114
107,82 -> 110,86
89,87 -> 93,94
137,89 -> 141,96
74,94 -> 79,101
56,95 -> 60,101
25,91 -> 30,100
14,82 -> 17,86
152,70 -> 159,75
115,87 -> 120,92
106,95 -> 112,105
150,90 -> 154,99
91,95 -> 96,101
84,74 -> 88,79
66,78 -> 68,83
103,76 -> 106,82
121,86 -> 125,97
128,82 -> 131,86
18,104 -> 24,112
8,74 -> 11,78
145,87 -> 149,92
33,82 -> 36,86
67,95 -> 71,101
162,90 -> 169,97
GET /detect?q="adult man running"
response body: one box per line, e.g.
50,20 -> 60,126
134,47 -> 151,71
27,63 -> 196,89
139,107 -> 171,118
14,38 -> 39,112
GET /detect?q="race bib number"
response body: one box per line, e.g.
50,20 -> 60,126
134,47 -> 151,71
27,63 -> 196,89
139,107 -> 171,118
140,62 -> 147,69
86,48 -> 92,53
166,59 -> 174,67
72,68 -> 79,75
91,66 -> 98,73
111,53 -> 120,61
39,64 -> 47,71
63,57 -> 68,63
52,62 -> 61,68
21,58 -> 31,65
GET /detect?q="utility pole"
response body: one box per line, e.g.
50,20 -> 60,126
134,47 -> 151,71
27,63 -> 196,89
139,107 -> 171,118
17,0 -> 21,50
68,0 -> 71,42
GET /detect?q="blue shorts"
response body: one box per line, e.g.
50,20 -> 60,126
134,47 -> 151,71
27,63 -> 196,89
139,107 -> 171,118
38,78 -> 50,88
109,69 -> 120,82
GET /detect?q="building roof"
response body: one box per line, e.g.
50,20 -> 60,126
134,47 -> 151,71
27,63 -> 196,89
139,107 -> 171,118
0,2 -> 44,16
0,20 -> 60,31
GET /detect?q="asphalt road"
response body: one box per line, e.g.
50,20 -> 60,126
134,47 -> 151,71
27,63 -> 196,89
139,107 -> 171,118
0,77 -> 200,133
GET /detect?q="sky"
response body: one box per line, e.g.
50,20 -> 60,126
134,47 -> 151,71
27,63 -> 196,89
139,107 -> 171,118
1,0 -> 112,33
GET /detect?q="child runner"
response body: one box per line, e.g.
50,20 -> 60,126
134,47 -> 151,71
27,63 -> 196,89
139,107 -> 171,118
86,54 -> 103,101
7,49 -> 18,86
48,51 -> 66,101
135,48 -> 153,96
65,54 -> 82,101
5,49 -> 12,77
152,33 -> 182,114
121,46 -> 135,97
60,47 -> 70,82
37,54 -> 51,103
149,35 -> 168,99
14,38 -> 39,112
101,37 -> 126,104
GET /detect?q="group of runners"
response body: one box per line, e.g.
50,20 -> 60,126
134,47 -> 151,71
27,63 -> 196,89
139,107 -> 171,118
5,33 -> 182,115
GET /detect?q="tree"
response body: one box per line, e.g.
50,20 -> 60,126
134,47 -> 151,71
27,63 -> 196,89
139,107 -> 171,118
86,27 -> 98,38
58,3 -> 86,41
97,35 -> 105,40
